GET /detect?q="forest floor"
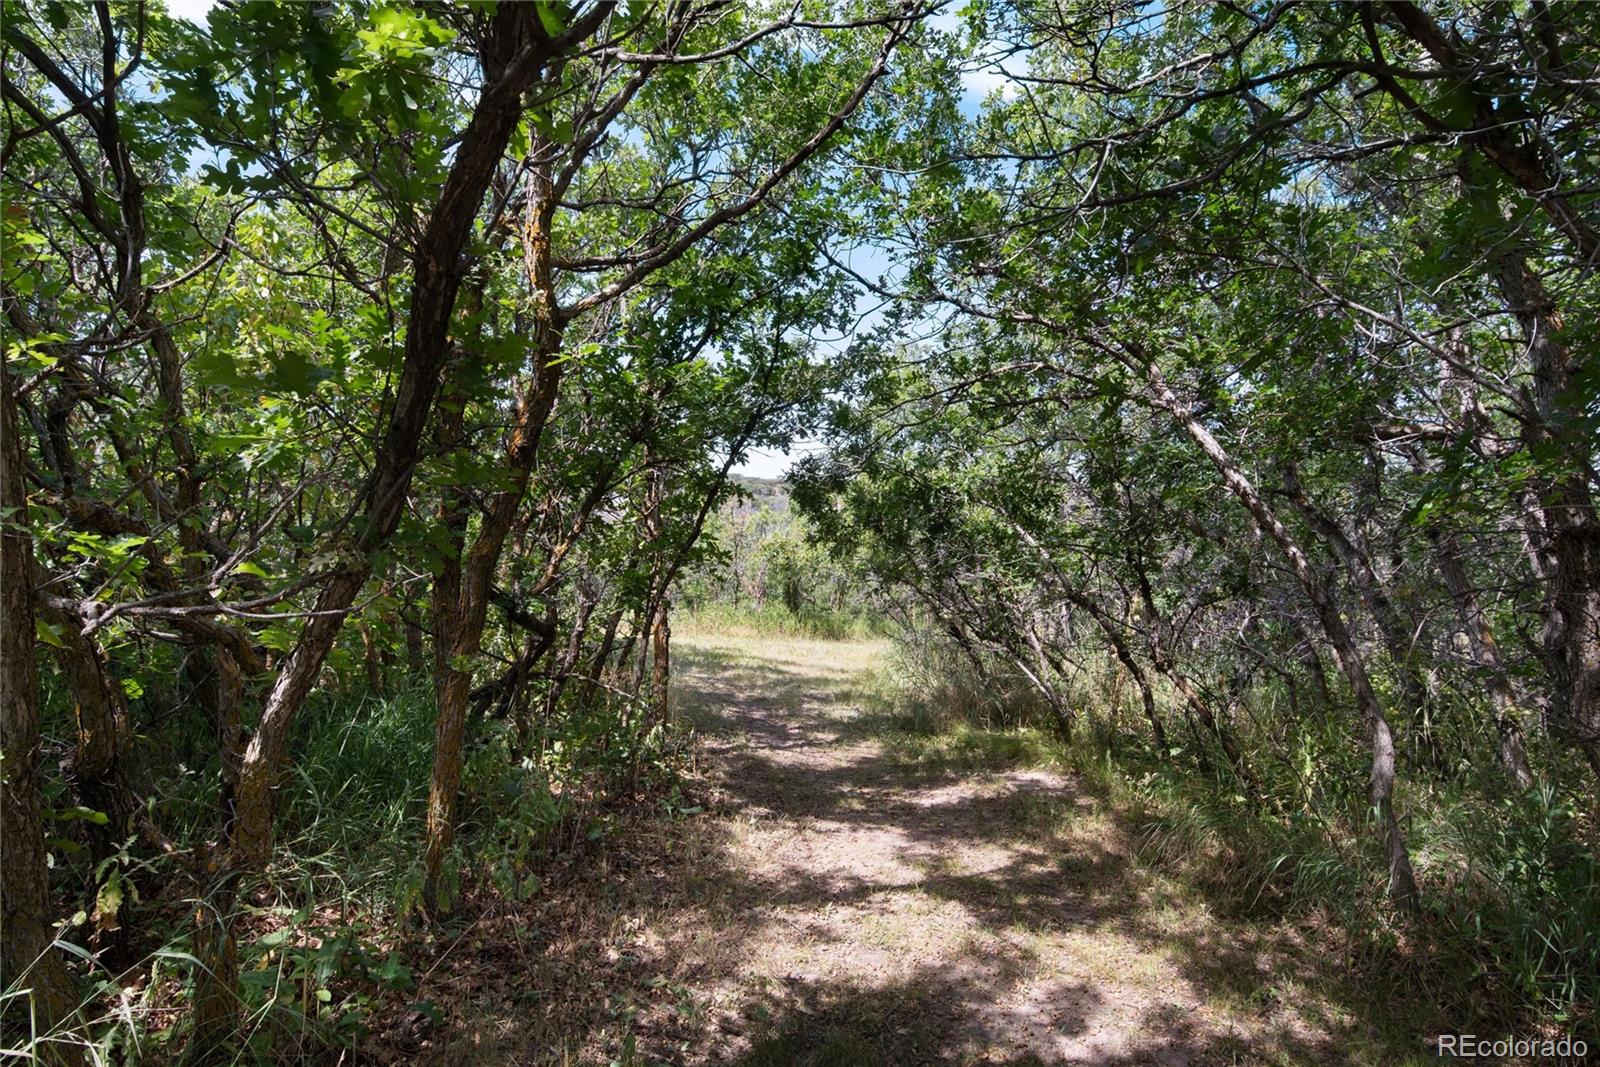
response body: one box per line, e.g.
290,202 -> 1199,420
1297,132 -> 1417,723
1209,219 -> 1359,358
390,631 -> 1423,1065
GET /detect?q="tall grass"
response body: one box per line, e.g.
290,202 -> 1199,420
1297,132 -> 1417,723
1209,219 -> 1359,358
0,688 -> 441,1065
679,600 -> 888,641
277,686 -> 437,909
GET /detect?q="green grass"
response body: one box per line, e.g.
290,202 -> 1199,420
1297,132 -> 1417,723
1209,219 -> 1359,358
678,600 -> 887,641
881,719 -> 1061,772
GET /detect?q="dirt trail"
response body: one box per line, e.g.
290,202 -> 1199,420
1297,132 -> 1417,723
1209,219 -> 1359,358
395,632 -> 1352,1064
662,633 -> 1338,1066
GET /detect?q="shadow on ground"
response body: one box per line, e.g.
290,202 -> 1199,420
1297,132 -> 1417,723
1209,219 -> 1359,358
370,634 -> 1439,1066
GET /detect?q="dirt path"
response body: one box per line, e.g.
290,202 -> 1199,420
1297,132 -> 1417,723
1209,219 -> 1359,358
659,633 -> 1340,1066
399,632 -> 1358,1065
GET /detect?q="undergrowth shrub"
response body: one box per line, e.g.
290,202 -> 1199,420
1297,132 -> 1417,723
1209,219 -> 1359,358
17,679 -> 699,1064
885,634 -> 1053,734
1431,786 -> 1600,1029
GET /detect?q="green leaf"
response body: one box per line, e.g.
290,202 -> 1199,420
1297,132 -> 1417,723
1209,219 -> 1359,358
50,806 -> 111,826
36,619 -> 67,649
535,2 -> 568,37
94,872 -> 125,929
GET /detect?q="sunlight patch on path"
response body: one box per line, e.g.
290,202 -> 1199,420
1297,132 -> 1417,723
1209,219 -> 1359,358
658,630 -> 1339,1065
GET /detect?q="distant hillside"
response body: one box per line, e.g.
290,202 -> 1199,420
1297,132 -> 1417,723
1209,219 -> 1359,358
729,474 -> 790,513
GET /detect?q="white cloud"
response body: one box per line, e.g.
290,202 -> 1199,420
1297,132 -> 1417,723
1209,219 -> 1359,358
962,62 -> 1025,101
166,0 -> 216,26
926,2 -> 1030,102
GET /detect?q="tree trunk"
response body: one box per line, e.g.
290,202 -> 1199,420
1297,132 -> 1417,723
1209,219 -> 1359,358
205,647 -> 245,836
586,607 -> 627,696
404,609 -> 425,677
423,156 -> 567,914
229,9 -> 577,868
1291,618 -> 1334,712
1145,362 -> 1420,912
422,663 -> 473,914
944,618 -> 995,688
1097,618 -> 1167,752
1021,619 -> 1074,740
36,600 -> 134,864
1131,569 -> 1247,774
651,602 -> 672,724
360,622 -> 385,696
629,609 -> 651,700
1008,522 -> 1169,750
187,865 -> 240,1062
1282,470 -> 1441,768
1428,525 -> 1536,789
534,577 -> 602,742
1421,331 -> 1538,790
2,344 -> 84,1064
1488,249 -> 1600,776
1375,14 -> 1600,774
